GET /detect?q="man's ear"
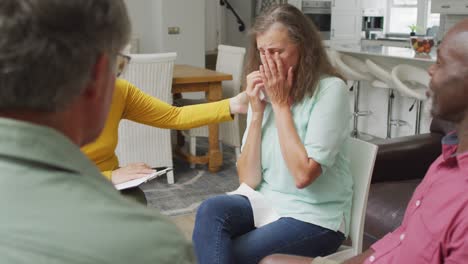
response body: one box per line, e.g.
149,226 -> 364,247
82,54 -> 112,99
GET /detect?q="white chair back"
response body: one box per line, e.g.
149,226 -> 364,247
216,45 -> 246,98
325,137 -> 378,261
335,53 -> 373,82
186,45 -> 246,158
217,45 -> 246,149
391,64 -> 429,101
115,52 -> 177,184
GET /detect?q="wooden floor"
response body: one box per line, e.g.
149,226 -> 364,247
170,212 -> 196,241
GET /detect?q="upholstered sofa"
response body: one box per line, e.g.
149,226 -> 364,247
362,118 -> 455,249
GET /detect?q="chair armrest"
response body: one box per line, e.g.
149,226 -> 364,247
371,133 -> 442,183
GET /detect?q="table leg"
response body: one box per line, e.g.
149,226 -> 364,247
207,82 -> 223,172
173,93 -> 185,147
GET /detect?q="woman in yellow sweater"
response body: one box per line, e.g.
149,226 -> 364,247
81,78 -> 248,184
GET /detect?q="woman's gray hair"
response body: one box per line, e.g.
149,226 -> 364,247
0,0 -> 131,111
244,4 -> 342,102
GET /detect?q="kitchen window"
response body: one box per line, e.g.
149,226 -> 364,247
387,0 -> 440,35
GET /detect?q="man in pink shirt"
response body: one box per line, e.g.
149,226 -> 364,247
259,18 -> 468,264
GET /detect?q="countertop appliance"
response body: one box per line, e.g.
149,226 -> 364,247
362,8 -> 384,40
301,0 -> 332,40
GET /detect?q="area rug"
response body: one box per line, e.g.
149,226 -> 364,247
140,140 -> 240,216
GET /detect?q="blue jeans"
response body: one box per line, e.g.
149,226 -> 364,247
192,194 -> 345,264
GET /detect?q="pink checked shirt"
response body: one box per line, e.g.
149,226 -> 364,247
365,134 -> 468,264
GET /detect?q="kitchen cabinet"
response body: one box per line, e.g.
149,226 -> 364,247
332,0 -> 360,10
288,0 -> 362,44
432,0 -> 468,14
287,0 -> 302,10
331,0 -> 362,44
361,0 -> 386,9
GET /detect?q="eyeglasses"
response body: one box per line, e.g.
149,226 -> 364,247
116,53 -> 131,77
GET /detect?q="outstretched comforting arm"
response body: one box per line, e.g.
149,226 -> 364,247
122,81 -> 248,130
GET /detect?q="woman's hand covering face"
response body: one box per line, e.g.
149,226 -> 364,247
260,51 -> 294,107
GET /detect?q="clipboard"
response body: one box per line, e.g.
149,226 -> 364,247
114,167 -> 173,190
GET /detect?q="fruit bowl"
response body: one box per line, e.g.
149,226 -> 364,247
410,36 -> 435,54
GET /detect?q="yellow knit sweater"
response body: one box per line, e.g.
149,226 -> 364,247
81,79 -> 233,180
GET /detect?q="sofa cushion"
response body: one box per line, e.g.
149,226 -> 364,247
370,134 -> 441,183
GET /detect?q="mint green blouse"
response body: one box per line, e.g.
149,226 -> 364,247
242,76 -> 353,236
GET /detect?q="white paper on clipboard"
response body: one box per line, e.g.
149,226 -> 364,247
114,167 -> 172,190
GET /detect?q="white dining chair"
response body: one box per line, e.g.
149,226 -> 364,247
116,52 -> 177,184
325,137 -> 378,261
180,45 -> 246,168
391,64 -> 429,135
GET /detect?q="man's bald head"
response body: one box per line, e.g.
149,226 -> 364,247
441,19 -> 468,63
428,18 -> 468,123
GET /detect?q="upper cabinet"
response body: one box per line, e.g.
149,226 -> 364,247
332,0 -> 360,9
287,0 -> 302,10
287,0 -> 363,44
331,0 -> 362,44
361,0 -> 387,9
432,0 -> 468,14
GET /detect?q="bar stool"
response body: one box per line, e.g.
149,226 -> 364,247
334,52 -> 374,139
365,59 -> 408,138
326,48 -> 338,68
391,64 -> 429,135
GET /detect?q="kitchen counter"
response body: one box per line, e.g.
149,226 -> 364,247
325,43 -> 434,139
330,43 -> 437,62
360,39 -> 412,49
375,37 -> 408,42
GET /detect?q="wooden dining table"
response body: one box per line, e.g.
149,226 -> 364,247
172,64 -> 232,172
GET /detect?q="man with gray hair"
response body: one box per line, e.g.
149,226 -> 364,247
0,0 -> 194,263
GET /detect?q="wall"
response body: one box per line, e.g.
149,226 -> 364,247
205,0 -> 220,53
205,0 -> 255,50
124,0 -> 159,52
221,0 -> 255,49
156,0 -> 205,67
123,0 -> 205,67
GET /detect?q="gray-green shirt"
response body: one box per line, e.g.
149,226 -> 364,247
0,118 -> 194,264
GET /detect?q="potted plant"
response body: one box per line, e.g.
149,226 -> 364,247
408,24 -> 419,36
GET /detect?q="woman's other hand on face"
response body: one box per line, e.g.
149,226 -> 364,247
260,52 -> 294,107
246,70 -> 266,114
229,91 -> 249,114
111,162 -> 156,184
